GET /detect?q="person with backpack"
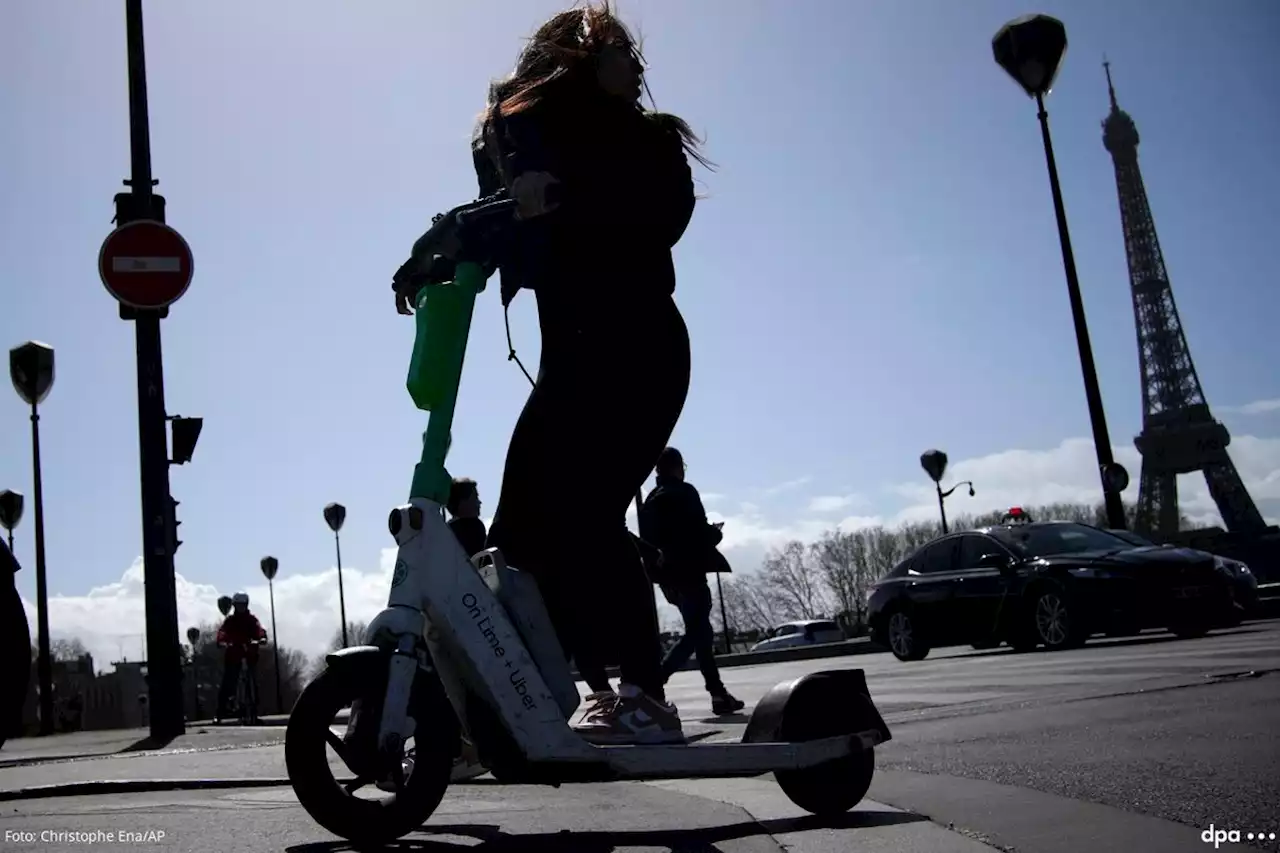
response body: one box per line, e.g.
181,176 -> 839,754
444,3 -> 706,745
640,447 -> 745,716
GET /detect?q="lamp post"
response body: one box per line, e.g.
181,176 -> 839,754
919,449 -> 976,535
10,341 -> 55,735
185,626 -> 200,720
992,14 -> 1128,531
259,557 -> 282,715
323,504 -> 348,648
0,490 -> 23,552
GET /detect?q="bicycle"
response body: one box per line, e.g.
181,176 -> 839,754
221,638 -> 266,725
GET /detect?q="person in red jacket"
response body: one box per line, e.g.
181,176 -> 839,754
215,592 -> 267,723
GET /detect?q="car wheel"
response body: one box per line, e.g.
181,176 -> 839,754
1028,586 -> 1087,651
886,608 -> 929,662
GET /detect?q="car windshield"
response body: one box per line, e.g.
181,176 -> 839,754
992,523 -> 1136,557
1108,529 -> 1154,547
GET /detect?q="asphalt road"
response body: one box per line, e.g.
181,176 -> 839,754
1,620 -> 1276,852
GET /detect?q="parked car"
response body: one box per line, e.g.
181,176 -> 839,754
1106,529 -> 1258,619
749,619 -> 845,652
867,510 -> 1241,662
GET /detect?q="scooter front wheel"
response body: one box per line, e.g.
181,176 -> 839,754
285,659 -> 458,844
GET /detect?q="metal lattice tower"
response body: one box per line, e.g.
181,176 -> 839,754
1101,62 -> 1265,537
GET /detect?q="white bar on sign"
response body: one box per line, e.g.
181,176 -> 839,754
112,256 -> 182,273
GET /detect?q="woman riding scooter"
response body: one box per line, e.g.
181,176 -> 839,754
446,3 -> 707,745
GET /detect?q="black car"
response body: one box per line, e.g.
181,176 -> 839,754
1106,529 -> 1259,618
866,515 -> 1241,661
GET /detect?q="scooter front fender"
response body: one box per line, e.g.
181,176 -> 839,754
325,645 -> 383,672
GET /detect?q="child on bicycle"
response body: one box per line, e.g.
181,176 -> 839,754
215,592 -> 268,723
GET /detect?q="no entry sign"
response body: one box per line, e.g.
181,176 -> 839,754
98,220 -> 194,310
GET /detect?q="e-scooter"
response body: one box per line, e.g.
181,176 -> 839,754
284,192 -> 893,845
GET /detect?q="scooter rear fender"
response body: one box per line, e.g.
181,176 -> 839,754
742,668 -> 892,748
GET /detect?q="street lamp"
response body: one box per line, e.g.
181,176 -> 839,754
992,14 -> 1128,530
323,503 -> 348,648
919,449 -> 975,535
0,490 -> 23,552
259,556 -> 282,715
10,341 -> 55,736
185,626 -> 200,720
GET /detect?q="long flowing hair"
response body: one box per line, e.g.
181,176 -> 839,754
481,2 -> 711,170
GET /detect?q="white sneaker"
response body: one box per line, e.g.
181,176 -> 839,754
573,682 -> 684,744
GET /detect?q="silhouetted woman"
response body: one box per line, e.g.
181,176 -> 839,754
474,3 -> 707,744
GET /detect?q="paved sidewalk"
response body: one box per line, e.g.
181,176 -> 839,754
0,724 -> 290,769
0,774 -> 1003,853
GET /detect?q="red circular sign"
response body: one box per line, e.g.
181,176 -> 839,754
98,220 -> 194,309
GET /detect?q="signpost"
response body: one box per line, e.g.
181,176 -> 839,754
99,220 -> 193,310
104,0 -> 204,741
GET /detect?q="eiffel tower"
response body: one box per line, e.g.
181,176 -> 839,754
1101,62 -> 1266,538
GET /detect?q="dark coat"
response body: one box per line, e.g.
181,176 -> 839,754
639,479 -> 724,585
472,86 -> 695,307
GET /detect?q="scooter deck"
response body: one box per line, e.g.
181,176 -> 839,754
484,730 -> 882,785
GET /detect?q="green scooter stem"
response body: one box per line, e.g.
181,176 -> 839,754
406,262 -> 485,504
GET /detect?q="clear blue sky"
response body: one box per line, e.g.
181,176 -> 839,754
2,0 -> 1277,661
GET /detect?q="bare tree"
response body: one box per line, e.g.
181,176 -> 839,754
864,526 -> 906,580
49,638 -> 88,661
761,541 -> 830,620
327,621 -> 369,653
719,573 -> 784,633
809,531 -> 866,631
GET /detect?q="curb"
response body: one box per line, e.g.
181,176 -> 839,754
0,777 -> 314,801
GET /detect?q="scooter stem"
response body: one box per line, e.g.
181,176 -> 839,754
406,261 -> 485,503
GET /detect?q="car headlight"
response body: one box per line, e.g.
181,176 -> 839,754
1212,556 -> 1250,577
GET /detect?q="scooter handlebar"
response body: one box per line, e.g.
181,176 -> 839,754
391,192 -> 520,295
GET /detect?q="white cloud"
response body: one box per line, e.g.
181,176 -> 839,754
1219,398 -> 1280,416
884,435 -> 1280,530
21,550 -> 402,675
707,502 -> 882,576
807,494 -> 864,513
754,476 -> 812,498
24,434 -> 1278,668
22,544 -> 686,673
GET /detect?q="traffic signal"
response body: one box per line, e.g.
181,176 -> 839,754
169,416 -> 203,465
167,496 -> 182,554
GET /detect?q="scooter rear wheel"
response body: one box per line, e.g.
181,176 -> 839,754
773,692 -> 877,816
285,660 -> 458,844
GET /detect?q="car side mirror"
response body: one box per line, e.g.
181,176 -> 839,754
975,552 -> 1011,571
